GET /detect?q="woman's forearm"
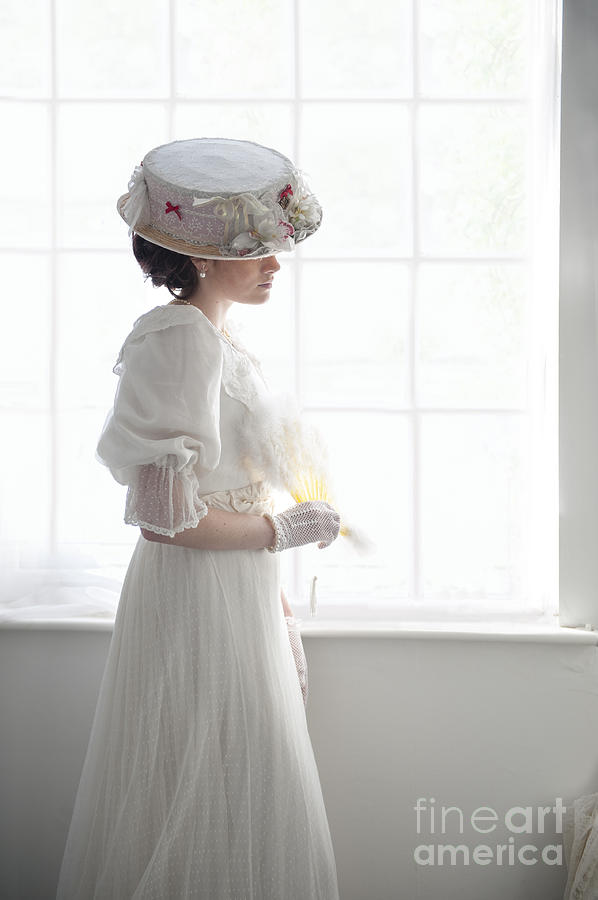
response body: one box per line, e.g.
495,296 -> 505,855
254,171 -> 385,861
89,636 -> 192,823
141,507 -> 276,551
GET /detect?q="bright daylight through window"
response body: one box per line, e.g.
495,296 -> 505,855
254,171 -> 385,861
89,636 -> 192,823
0,0 -> 560,624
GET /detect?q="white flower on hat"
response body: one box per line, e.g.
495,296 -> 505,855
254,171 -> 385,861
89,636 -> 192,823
230,231 -> 261,254
286,170 -> 322,232
287,192 -> 321,233
255,210 -> 294,241
260,220 -> 296,253
229,206 -> 295,256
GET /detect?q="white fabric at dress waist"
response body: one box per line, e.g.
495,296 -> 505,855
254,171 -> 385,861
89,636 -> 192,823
200,480 -> 275,517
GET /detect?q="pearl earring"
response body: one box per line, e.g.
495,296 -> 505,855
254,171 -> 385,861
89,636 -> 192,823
199,269 -> 206,278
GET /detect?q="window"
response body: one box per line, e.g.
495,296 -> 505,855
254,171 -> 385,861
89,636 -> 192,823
0,0 -> 561,624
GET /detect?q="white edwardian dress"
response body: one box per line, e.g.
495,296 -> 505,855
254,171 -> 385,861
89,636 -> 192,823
55,303 -> 339,900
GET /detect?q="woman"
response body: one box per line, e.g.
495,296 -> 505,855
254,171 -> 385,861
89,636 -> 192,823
55,138 -> 341,899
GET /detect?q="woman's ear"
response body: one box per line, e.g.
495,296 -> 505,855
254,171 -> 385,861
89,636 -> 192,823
190,258 -> 209,277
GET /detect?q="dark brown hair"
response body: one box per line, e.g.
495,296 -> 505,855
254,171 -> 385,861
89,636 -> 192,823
132,233 -> 199,300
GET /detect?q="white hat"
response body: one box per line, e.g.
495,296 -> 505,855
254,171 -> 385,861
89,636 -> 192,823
117,137 -> 322,259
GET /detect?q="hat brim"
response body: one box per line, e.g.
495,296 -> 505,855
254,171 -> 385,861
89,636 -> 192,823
116,193 -> 297,260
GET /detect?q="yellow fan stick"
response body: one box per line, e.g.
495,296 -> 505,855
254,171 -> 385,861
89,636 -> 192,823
287,467 -> 349,538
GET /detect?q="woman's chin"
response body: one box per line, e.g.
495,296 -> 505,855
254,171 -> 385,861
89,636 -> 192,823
244,296 -> 271,306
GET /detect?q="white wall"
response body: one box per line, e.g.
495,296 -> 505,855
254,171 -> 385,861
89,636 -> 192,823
307,633 -> 598,900
1,626 -> 598,900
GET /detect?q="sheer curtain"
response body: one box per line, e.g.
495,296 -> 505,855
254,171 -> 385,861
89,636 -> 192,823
0,0 -> 561,623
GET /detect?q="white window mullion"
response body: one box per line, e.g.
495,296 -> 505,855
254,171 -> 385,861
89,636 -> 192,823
49,0 -> 58,558
168,0 -> 176,139
411,0 -> 420,606
292,0 -> 302,611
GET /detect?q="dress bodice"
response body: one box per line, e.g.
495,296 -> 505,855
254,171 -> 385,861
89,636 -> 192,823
96,302 -> 283,537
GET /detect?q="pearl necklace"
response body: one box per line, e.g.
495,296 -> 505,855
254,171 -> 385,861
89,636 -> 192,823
168,298 -> 235,346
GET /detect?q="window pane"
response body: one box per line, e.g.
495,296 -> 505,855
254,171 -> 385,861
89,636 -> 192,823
301,262 -> 409,408
176,0 -> 293,98
173,103 -> 294,160
417,263 -> 528,408
57,409 -> 135,544
301,0 -> 412,98
56,253 -> 158,412
300,104 -> 412,257
419,0 -> 529,98
0,412 -> 51,545
419,104 -> 528,256
0,255 -> 51,410
56,0 -> 169,98
56,103 -> 169,248
0,0 -> 51,97
420,414 -> 528,605
296,412 -> 410,606
0,104 -> 51,248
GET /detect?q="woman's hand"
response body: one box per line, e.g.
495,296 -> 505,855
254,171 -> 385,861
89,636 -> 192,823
264,500 -> 340,552
285,613 -> 308,707
280,590 -> 308,706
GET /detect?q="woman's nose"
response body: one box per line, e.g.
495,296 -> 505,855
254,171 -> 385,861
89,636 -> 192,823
265,255 -> 280,274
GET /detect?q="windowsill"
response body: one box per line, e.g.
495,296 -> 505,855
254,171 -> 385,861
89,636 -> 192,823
0,617 -> 597,644
296,619 -> 598,643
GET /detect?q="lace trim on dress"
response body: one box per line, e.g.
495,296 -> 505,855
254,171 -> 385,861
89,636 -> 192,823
221,349 -> 261,411
186,308 -> 267,411
124,458 -> 209,538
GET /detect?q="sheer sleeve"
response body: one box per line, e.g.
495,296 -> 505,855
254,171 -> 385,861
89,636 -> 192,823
96,317 -> 224,538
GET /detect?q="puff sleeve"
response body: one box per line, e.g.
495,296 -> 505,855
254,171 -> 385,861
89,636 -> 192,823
96,318 -> 223,538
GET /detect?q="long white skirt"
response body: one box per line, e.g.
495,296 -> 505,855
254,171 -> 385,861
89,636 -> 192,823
56,515 -> 339,898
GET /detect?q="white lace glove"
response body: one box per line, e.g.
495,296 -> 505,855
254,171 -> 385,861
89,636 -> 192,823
285,616 -> 308,707
264,500 -> 341,552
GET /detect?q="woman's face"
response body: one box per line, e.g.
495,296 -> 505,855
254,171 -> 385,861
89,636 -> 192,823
194,255 -> 281,306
